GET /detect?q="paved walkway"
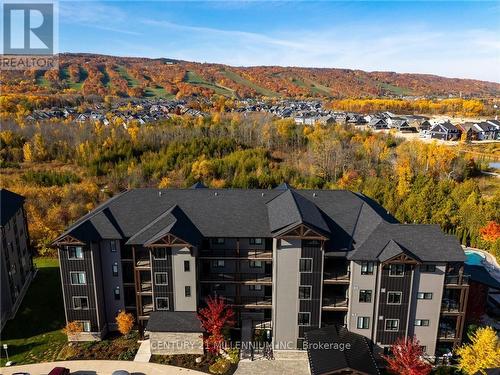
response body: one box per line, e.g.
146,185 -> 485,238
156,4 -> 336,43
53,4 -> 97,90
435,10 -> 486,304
134,340 -> 151,362
1,360 -> 206,375
234,359 -> 310,375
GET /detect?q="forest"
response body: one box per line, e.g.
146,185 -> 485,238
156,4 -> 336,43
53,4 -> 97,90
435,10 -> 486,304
0,114 -> 499,260
1,53 -> 500,100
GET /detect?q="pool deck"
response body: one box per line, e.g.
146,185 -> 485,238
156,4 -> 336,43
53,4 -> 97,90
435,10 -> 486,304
464,246 -> 500,278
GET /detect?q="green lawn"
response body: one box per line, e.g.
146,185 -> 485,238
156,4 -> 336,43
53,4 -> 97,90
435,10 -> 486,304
221,69 -> 279,97
184,71 -> 235,97
116,65 -> 140,88
0,257 -> 66,367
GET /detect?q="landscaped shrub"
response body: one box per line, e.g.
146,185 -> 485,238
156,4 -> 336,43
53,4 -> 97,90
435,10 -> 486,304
225,348 -> 239,364
209,357 -> 231,374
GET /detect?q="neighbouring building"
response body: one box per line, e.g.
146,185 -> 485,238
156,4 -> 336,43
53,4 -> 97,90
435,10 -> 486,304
1,189 -> 35,331
52,184 -> 469,360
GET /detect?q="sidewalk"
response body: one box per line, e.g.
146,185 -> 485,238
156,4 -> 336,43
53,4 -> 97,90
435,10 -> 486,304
134,339 -> 152,362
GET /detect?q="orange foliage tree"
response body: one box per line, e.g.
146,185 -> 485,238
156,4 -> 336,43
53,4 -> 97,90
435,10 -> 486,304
63,321 -> 83,338
480,221 -> 500,243
116,310 -> 135,336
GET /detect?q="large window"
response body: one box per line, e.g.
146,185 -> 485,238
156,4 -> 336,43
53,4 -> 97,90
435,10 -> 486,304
70,271 -> 86,285
414,319 -> 430,326
359,290 -> 372,303
389,264 -> 405,276
387,292 -> 402,305
385,319 -> 399,331
299,286 -> 312,300
361,262 -> 374,275
357,317 -> 370,329
157,297 -> 169,310
298,312 -> 310,326
299,258 -> 313,272
417,292 -> 433,300
212,260 -> 225,268
68,246 -> 84,259
249,260 -> 262,268
73,296 -> 89,310
249,238 -> 263,245
155,272 -> 168,285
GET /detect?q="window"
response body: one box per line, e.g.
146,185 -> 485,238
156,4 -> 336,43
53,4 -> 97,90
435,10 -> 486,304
157,297 -> 169,310
79,320 -> 91,332
299,286 -> 312,300
110,240 -> 117,252
249,285 -> 262,291
361,262 -> 374,275
68,246 -> 84,259
185,286 -> 191,297
417,292 -> 433,300
415,319 -> 430,326
298,312 -> 310,326
154,248 -> 167,259
249,238 -> 263,245
213,238 -> 225,245
385,319 -> 399,331
387,292 -> 402,305
70,271 -> 86,285
357,316 -> 370,329
155,272 -> 168,285
420,265 -> 436,273
389,264 -> 405,276
299,258 -> 313,272
359,290 -> 372,303
73,296 -> 89,310
114,287 -> 120,300
249,260 -> 262,268
112,262 -> 119,277
184,260 -> 190,272
212,260 -> 225,268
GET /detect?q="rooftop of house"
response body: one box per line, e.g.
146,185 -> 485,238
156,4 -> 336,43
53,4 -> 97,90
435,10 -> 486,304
53,186 -> 465,262
0,188 -> 25,227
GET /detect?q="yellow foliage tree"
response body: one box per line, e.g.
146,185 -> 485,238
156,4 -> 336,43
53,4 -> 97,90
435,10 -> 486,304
456,326 -> 500,374
63,321 -> 83,338
116,311 -> 135,336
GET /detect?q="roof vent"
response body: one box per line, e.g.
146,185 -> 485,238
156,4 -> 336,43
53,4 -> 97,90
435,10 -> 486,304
313,193 -> 317,197
159,191 -> 162,197
261,192 -> 265,197
214,192 -> 218,196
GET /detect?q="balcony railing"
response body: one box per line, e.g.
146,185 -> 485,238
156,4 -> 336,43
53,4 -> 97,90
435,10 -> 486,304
322,297 -> 349,309
323,270 -> 350,283
438,329 -> 456,339
219,296 -> 272,307
200,272 -> 272,284
441,301 -> 460,313
199,249 -> 273,259
139,281 -> 152,293
444,274 -> 469,286
135,259 -> 151,268
142,303 -> 154,314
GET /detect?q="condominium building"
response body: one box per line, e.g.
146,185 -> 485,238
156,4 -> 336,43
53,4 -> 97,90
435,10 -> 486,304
52,185 -> 468,357
1,189 -> 35,331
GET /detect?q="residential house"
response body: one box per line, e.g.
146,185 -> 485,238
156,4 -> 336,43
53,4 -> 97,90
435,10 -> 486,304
429,122 -> 461,141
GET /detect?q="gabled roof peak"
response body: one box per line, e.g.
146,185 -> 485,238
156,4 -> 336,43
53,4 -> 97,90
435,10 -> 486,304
274,182 -> 293,190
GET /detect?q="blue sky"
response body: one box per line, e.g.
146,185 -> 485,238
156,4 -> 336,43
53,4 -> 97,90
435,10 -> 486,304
58,1 -> 500,82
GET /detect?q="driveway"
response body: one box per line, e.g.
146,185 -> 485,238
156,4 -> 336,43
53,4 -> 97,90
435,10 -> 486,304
1,360 -> 205,375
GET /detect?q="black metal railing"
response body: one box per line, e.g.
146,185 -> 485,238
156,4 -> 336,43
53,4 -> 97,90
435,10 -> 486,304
199,249 -> 273,259
200,272 -> 272,283
218,296 -> 272,306
441,301 -> 460,312
323,270 -> 350,281
322,297 -> 349,308
438,329 -> 456,339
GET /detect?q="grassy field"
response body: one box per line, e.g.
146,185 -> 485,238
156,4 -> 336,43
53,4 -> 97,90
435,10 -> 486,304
0,257 -> 66,367
221,69 -> 279,97
184,71 -> 235,97
116,65 -> 140,88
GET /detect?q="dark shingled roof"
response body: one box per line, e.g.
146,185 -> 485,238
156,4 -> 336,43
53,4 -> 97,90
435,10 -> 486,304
0,189 -> 25,227
146,311 -> 203,333
52,188 -> 465,262
305,325 -> 379,375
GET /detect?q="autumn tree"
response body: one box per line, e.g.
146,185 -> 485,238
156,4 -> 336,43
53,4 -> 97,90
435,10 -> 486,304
456,326 -> 500,374
383,336 -> 432,375
480,221 -> 500,243
116,310 -> 135,336
197,296 -> 235,354
63,321 -> 83,339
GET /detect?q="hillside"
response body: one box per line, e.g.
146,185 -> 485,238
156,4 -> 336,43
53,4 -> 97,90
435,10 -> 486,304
1,53 -> 499,99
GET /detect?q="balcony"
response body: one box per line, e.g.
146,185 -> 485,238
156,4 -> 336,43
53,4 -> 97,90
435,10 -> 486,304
220,296 -> 272,309
438,329 -> 456,340
139,281 -> 152,293
441,300 -> 460,314
199,249 -> 273,260
200,272 -> 272,284
444,274 -> 469,286
323,271 -> 350,284
322,296 -> 349,311
142,303 -> 154,315
135,258 -> 151,268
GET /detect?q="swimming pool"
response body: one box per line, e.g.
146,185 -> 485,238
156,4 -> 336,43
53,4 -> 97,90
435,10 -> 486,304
464,250 -> 485,266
